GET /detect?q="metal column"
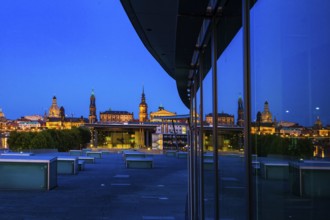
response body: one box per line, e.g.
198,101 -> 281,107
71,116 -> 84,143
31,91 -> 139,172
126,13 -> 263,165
193,75 -> 199,219
188,85 -> 195,220
211,15 -> 219,220
198,52 -> 205,219
243,0 -> 253,219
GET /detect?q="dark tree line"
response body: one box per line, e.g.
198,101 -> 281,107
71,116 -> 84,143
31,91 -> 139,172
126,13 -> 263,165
7,127 -> 91,152
251,134 -> 314,158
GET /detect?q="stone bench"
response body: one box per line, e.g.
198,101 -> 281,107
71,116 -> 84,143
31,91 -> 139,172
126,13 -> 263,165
82,148 -> 92,155
78,156 -> 95,164
290,161 -> 330,197
86,151 -> 102,159
57,157 -> 79,175
69,150 -> 83,156
260,161 -> 289,180
125,157 -> 153,169
78,160 -> 85,171
100,151 -> 111,155
0,156 -> 57,190
123,151 -> 146,159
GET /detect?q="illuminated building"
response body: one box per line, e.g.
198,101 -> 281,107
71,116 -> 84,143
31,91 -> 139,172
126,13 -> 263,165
99,110 -> 134,123
150,105 -> 176,122
16,117 -> 42,130
45,96 -> 87,129
250,101 -> 276,134
314,116 -> 323,129
89,89 -> 97,123
251,111 -> 275,134
139,87 -> 148,122
205,112 -> 235,125
23,115 -> 44,121
261,101 -> 272,123
237,97 -> 244,126
48,96 -> 61,118
0,108 -> 7,132
0,108 -> 5,119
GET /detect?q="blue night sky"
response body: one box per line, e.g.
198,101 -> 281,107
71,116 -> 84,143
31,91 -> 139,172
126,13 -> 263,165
0,0 -> 188,120
0,0 -> 330,127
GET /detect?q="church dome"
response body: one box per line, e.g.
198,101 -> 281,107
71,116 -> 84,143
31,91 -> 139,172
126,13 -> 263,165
48,96 -> 61,118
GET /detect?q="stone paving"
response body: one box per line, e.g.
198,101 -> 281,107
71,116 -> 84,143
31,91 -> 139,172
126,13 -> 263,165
0,151 -> 188,220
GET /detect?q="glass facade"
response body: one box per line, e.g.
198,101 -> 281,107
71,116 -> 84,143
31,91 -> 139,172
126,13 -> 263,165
187,0 -> 330,219
251,1 -> 330,219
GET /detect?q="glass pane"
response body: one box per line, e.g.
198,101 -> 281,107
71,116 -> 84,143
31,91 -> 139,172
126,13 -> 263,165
251,0 -> 330,219
217,30 -> 246,219
203,71 -> 216,219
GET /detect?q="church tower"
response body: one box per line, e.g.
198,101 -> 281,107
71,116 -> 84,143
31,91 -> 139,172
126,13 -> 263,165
89,89 -> 97,123
60,106 -> 65,121
237,97 -> 244,127
314,116 -> 323,129
261,101 -> 272,123
139,87 -> 148,122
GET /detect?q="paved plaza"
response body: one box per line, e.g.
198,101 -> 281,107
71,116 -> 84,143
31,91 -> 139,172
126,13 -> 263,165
1,151 -> 329,220
0,151 -> 188,220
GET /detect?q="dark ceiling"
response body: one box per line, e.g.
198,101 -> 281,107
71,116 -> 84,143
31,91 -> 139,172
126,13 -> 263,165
120,0 -> 256,108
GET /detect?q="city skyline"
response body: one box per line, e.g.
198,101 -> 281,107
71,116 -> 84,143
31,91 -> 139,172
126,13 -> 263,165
0,91 -> 325,129
1,1 -> 329,126
0,1 -> 189,121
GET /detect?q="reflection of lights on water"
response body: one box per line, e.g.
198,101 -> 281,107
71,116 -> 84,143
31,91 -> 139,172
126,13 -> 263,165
315,107 -> 320,110
285,110 -> 290,113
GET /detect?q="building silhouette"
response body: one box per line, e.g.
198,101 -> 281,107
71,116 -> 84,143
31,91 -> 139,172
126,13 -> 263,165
237,97 -> 244,126
261,101 -> 273,123
89,89 -> 97,123
139,87 -> 148,122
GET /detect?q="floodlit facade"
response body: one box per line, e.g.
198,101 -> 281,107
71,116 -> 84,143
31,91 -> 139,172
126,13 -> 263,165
99,110 -> 134,123
150,105 -> 176,122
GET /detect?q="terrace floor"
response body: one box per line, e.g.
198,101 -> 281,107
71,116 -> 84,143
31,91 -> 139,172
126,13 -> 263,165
0,151 -> 188,220
1,150 -> 329,220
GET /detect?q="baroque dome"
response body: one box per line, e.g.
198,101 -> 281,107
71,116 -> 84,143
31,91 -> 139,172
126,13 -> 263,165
48,96 -> 61,118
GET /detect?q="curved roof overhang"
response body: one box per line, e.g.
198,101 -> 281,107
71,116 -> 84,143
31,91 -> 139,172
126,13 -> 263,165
120,0 -> 257,109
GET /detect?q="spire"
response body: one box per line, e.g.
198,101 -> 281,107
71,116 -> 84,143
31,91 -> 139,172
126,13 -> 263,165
52,96 -> 57,105
141,86 -> 146,104
89,89 -> 97,123
139,86 -> 148,122
237,96 -> 244,126
90,89 -> 96,105
238,97 -> 243,109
